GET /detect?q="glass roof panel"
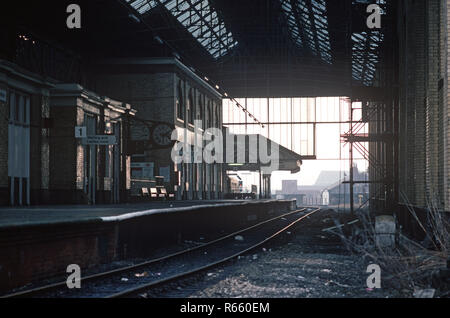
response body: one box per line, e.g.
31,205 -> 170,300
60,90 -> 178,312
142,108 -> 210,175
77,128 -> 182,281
126,0 -> 158,14
351,0 -> 386,85
125,0 -> 237,59
279,0 -> 332,64
351,30 -> 383,85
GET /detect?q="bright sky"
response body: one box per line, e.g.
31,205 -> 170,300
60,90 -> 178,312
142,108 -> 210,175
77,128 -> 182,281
225,97 -> 368,192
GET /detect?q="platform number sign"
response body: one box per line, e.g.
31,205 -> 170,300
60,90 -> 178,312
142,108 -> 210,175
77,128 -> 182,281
75,126 -> 87,138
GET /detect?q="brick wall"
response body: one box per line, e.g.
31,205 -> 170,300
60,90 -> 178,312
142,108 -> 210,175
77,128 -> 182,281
445,0 -> 450,211
0,87 -> 8,205
425,0 -> 442,205
0,200 -> 293,292
49,105 -> 77,191
96,72 -> 177,193
49,87 -> 131,204
29,94 -> 43,204
96,73 -> 175,124
0,63 -> 51,206
41,95 -> 50,192
398,0 -> 449,210
397,0 -> 412,204
95,61 -> 224,199
0,221 -> 118,292
412,0 -> 426,207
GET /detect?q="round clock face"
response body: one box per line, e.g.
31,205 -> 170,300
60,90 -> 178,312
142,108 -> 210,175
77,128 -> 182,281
152,124 -> 173,146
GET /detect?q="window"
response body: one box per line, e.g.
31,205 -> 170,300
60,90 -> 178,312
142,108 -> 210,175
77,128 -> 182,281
206,100 -> 213,129
105,122 -> 115,178
222,97 -> 332,157
177,81 -> 185,121
205,101 -> 209,128
8,91 -> 30,205
198,95 -> 204,128
188,89 -> 194,125
214,103 -> 220,128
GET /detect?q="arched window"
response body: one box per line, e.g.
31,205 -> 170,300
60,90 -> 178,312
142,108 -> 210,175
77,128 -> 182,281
177,81 -> 184,120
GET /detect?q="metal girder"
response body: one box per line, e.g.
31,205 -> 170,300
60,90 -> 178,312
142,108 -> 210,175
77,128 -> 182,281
341,133 -> 394,143
279,0 -> 332,64
351,0 -> 387,86
124,0 -> 237,59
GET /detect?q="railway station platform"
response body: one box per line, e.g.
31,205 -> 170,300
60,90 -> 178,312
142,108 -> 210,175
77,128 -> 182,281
0,199 -> 296,293
0,201 -> 250,227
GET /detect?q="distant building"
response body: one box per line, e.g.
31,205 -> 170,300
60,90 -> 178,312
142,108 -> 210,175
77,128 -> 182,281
274,179 -> 304,207
313,171 -> 341,187
296,170 -> 343,205
322,189 -> 330,205
321,165 -> 369,206
296,166 -> 369,206
281,180 -> 298,194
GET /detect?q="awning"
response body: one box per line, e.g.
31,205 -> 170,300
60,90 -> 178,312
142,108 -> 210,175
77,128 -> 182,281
224,133 -> 315,174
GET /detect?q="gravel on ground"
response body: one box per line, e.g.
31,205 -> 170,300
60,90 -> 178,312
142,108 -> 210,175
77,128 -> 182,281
153,209 -> 407,298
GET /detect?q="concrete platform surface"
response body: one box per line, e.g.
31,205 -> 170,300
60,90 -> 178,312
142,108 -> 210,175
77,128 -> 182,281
0,200 -> 247,227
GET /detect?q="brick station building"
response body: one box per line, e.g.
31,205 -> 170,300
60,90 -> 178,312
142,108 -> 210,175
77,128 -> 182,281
95,58 -> 224,200
0,60 -> 135,206
0,60 -> 54,206
48,83 -> 136,204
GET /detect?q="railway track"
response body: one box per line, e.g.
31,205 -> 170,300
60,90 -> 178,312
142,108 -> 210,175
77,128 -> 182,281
2,207 -> 320,298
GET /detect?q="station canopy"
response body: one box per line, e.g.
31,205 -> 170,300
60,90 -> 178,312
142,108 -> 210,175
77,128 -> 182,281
122,0 -> 391,96
223,133 -> 307,174
0,0 -> 392,97
125,0 -> 238,59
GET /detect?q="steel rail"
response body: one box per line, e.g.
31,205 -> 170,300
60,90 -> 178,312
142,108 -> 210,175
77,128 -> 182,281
2,207 -> 315,298
107,208 -> 320,298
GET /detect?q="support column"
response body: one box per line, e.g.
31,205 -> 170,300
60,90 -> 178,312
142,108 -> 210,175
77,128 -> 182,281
349,102 -> 354,215
259,170 -> 262,199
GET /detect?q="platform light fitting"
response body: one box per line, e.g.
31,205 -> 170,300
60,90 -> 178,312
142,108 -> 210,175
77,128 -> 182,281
154,36 -> 163,44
